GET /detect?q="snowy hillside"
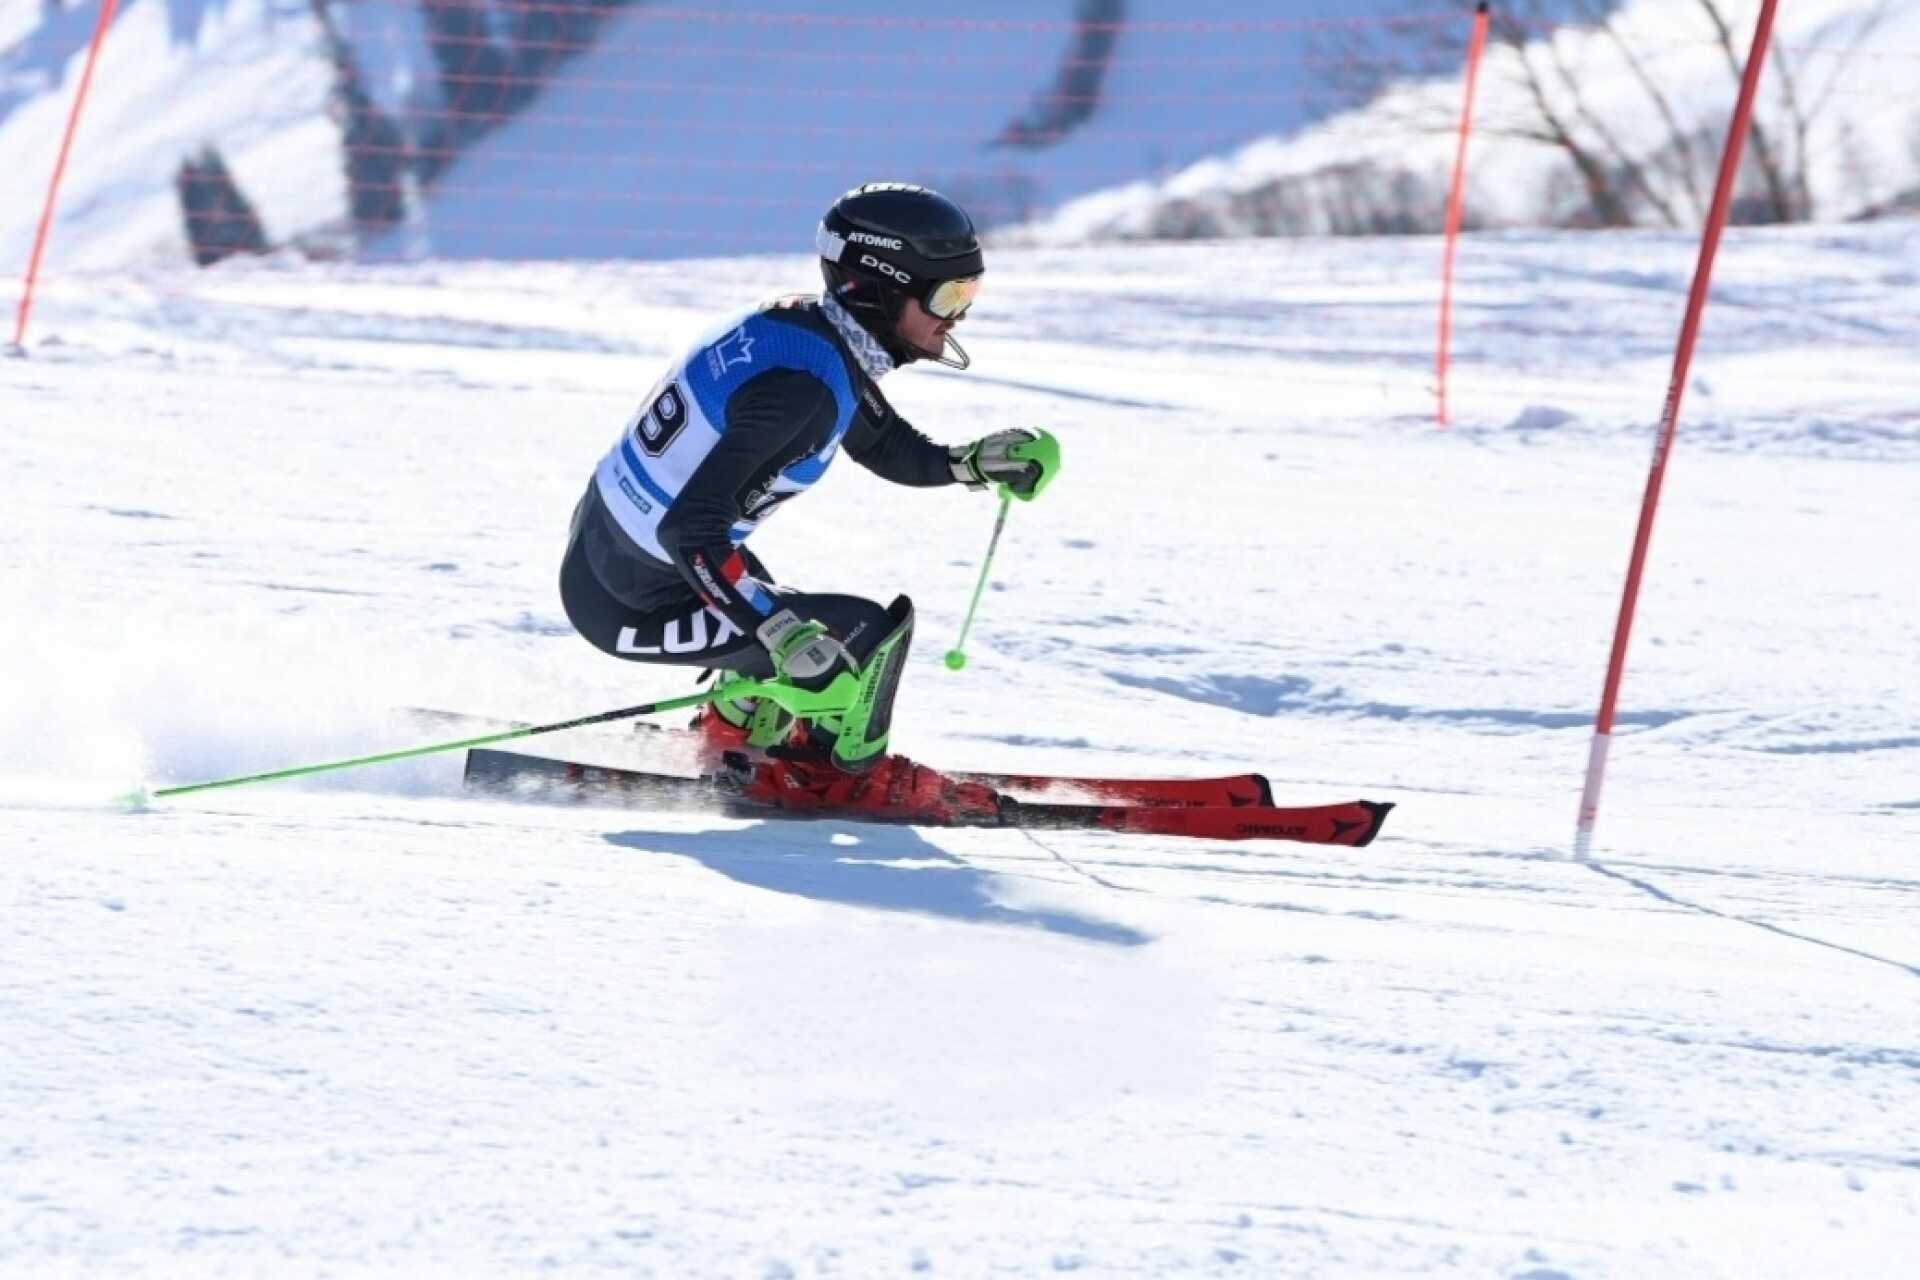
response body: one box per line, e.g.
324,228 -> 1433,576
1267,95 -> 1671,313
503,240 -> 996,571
0,0 -> 341,269
12,2 -> 1913,273
1,0 -> 1429,271
387,0 -> 1432,261
4,222 -> 1918,1275
1018,0 -> 1920,243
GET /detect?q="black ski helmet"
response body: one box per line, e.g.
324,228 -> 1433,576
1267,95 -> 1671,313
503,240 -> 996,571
817,182 -> 983,370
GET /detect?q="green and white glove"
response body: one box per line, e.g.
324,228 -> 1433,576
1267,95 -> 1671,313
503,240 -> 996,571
950,427 -> 1060,502
755,609 -> 853,684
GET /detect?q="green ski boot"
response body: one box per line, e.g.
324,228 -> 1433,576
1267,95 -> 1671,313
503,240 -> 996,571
708,597 -> 916,775
796,596 -> 916,774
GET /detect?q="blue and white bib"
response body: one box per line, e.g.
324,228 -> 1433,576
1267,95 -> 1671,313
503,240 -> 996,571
593,304 -> 858,561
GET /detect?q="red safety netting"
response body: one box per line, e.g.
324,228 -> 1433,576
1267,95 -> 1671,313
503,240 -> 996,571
15,3 -> 1498,286
9,2 -> 1918,372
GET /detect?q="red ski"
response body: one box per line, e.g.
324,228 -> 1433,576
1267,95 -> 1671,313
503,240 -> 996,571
406,707 -> 1271,810
463,749 -> 1392,848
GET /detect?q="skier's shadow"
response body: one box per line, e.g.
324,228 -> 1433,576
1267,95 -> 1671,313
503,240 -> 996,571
605,821 -> 1149,946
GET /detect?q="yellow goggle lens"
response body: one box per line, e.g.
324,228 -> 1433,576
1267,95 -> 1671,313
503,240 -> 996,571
926,276 -> 981,319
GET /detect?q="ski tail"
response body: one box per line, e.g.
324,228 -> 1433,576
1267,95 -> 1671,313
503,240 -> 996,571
464,747 -> 726,812
1005,797 -> 1392,847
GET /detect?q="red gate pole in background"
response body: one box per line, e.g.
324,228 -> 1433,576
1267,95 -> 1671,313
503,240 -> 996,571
10,0 -> 119,352
1436,1 -> 1490,427
1574,0 -> 1783,859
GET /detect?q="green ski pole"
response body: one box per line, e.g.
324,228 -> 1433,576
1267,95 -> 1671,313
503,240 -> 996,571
944,489 -> 1014,672
117,688 -> 726,807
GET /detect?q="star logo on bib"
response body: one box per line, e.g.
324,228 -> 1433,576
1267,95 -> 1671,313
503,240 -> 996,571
707,325 -> 757,377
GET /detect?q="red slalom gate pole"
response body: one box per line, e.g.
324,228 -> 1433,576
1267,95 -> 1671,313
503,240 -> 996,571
1574,0 -> 1781,859
11,0 -> 119,352
1436,1 -> 1490,428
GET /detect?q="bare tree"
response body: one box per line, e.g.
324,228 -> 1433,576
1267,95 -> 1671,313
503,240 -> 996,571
1485,7 -> 1635,226
1571,0 -> 1706,219
1316,0 -> 1900,230
175,147 -> 270,266
993,0 -> 1127,150
1693,0 -> 1797,220
1308,2 -> 1645,227
311,0 -> 409,238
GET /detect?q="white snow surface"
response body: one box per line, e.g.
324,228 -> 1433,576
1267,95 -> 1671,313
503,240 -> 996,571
5,225 -> 1920,1275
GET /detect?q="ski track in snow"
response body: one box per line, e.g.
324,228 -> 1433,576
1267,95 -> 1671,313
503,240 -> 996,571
3,227 -> 1919,1276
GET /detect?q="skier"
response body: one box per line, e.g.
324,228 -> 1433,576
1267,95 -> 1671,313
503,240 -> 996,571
558,182 -> 1060,810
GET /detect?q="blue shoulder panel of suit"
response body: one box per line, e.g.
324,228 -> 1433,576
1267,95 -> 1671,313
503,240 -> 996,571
683,311 -> 857,445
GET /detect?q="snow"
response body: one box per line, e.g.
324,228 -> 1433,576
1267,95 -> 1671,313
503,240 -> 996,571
0,0 -> 343,269
1017,0 -> 1920,242
4,222 -> 1920,1274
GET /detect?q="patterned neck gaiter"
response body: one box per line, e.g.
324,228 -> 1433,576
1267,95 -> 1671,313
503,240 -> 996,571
820,293 -> 897,381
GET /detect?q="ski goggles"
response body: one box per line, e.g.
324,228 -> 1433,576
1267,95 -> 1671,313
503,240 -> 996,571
925,275 -> 982,320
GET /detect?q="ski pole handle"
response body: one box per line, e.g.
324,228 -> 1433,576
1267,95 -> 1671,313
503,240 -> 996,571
944,489 -> 1013,672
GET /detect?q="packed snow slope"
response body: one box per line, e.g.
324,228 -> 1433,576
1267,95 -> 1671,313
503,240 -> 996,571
4,224 -> 1919,1276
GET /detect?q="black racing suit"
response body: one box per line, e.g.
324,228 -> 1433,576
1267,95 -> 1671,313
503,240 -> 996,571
559,297 -> 958,678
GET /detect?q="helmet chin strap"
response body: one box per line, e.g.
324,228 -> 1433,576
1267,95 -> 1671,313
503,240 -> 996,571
933,333 -> 970,371
890,330 -> 967,370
